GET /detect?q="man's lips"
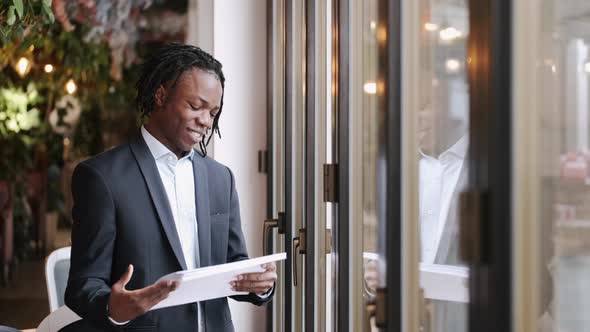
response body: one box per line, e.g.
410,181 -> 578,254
188,128 -> 206,142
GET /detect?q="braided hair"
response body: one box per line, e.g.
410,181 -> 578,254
136,43 -> 225,157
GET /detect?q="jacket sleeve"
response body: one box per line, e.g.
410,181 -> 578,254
225,167 -> 275,305
64,161 -> 118,330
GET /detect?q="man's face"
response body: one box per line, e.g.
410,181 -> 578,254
150,68 -> 222,157
417,101 -> 437,154
417,100 -> 467,156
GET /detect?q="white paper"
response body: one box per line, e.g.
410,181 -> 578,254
151,253 -> 287,310
419,263 -> 469,303
363,252 -> 469,303
36,306 -> 82,332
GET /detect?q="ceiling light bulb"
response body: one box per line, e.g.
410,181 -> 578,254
439,27 -> 462,42
424,22 -> 439,32
44,64 -> 54,73
363,82 -> 377,95
65,79 -> 77,94
445,58 -> 461,73
15,57 -> 31,77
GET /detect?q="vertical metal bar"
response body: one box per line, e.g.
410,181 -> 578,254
284,0 -> 294,331
334,0 -> 350,329
380,0 -> 402,330
489,0 -> 512,331
512,0 -> 541,331
304,0 -> 317,330
266,1 -> 275,331
466,0 -> 512,331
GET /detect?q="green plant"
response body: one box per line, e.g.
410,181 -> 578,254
0,0 -> 54,45
0,83 -> 43,181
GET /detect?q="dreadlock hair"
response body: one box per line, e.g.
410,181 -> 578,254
136,43 -> 225,157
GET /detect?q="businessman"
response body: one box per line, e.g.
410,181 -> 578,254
64,44 -> 276,331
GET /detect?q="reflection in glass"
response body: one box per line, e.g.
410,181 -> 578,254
537,1 -> 590,332
360,0 -> 381,331
418,0 -> 469,331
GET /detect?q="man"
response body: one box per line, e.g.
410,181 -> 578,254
417,89 -> 469,332
64,44 -> 277,331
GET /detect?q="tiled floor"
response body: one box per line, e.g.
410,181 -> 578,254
0,229 -> 70,330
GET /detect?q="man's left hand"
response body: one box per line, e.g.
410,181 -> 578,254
231,262 -> 277,295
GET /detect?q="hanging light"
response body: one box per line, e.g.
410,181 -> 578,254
445,58 -> 461,73
439,27 -> 462,42
424,22 -> 439,32
44,64 -> 54,73
363,81 -> 377,95
65,79 -> 77,94
14,57 -> 32,77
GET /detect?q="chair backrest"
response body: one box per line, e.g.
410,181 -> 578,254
45,246 -> 71,312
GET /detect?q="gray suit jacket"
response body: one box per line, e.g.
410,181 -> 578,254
64,134 -> 271,332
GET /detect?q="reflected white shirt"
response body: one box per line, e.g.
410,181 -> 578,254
419,135 -> 468,264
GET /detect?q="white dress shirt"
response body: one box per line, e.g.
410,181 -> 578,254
109,127 -> 202,328
419,135 -> 468,264
141,126 -> 200,270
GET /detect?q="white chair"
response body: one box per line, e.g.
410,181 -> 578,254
45,246 -> 71,312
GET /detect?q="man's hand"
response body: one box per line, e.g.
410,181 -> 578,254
231,262 -> 277,295
364,259 -> 378,295
108,265 -> 178,323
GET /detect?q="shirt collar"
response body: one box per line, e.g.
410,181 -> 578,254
141,126 -> 195,161
446,134 -> 469,159
419,134 -> 469,160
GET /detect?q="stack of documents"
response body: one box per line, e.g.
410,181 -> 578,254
151,252 -> 286,310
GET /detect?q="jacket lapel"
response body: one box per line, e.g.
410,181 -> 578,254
130,135 -> 188,270
193,154 -> 211,268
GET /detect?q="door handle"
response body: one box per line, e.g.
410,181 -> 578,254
365,287 -> 386,329
292,228 -> 306,287
263,212 -> 285,255
459,190 -> 487,264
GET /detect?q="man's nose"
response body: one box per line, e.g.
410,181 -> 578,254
197,113 -> 214,129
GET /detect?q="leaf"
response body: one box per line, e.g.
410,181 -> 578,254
42,2 -> 55,23
12,0 -> 23,19
7,6 -> 16,25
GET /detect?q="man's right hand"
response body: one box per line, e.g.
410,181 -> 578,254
108,264 -> 178,323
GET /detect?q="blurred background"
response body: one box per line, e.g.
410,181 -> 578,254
0,0 -> 225,329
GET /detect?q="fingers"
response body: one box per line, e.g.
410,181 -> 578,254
230,279 -> 275,293
261,262 -> 277,272
133,280 -> 178,299
237,271 -> 278,282
115,264 -> 134,291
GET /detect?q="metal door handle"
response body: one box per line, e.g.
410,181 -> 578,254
262,212 -> 285,255
293,236 -> 300,286
292,228 -> 306,287
365,287 -> 386,328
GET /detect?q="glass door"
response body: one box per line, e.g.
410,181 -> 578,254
513,0 -> 590,332
266,0 -> 327,331
416,0 -> 471,331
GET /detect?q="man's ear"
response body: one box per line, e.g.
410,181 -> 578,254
154,85 -> 168,109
